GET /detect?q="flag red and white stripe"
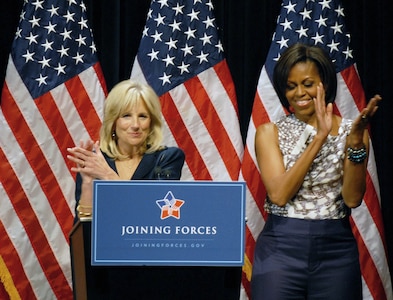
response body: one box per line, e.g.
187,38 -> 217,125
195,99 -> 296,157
130,0 -> 243,182
0,1 -> 106,299
239,1 -> 392,299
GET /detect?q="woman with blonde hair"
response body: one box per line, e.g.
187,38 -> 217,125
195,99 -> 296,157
67,79 -> 185,220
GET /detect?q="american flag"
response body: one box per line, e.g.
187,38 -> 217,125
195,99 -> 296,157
0,0 -> 106,299
239,0 -> 393,299
130,0 -> 244,182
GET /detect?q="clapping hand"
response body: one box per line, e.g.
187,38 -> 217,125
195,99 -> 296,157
349,94 -> 381,146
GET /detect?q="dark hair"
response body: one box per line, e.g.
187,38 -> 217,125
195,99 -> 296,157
272,43 -> 337,112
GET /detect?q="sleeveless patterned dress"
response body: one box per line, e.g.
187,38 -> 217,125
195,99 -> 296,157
264,114 -> 352,220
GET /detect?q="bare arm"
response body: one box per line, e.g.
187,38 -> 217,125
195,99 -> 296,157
342,95 -> 381,207
255,123 -> 326,206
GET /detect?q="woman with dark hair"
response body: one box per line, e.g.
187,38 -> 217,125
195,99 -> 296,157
273,43 -> 337,111
251,43 -> 381,299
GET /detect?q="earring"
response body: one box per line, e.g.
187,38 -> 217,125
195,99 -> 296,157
111,131 -> 116,140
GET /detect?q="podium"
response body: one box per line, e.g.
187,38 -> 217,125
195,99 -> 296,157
69,181 -> 245,299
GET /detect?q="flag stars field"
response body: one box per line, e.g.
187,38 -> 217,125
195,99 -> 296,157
13,1 -> 97,98
0,0 -> 106,298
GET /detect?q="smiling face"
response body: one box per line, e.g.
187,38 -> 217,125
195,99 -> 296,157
285,60 -> 322,121
115,99 -> 151,155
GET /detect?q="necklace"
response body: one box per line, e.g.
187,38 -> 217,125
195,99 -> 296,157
123,158 -> 140,170
116,157 -> 142,179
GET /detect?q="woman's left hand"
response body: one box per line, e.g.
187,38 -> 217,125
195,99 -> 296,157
67,141 -> 117,180
349,94 -> 381,145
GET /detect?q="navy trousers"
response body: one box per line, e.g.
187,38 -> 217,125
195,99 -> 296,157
251,214 -> 362,300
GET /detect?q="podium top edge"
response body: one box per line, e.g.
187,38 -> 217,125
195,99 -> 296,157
93,180 -> 246,184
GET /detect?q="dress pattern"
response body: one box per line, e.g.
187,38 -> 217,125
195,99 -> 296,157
264,114 -> 352,219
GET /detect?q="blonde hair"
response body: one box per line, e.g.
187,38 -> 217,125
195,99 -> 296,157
99,80 -> 163,159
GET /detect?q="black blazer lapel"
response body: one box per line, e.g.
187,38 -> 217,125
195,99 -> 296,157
132,151 -> 159,179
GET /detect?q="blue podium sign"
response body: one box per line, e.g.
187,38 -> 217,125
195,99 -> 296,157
91,180 -> 245,266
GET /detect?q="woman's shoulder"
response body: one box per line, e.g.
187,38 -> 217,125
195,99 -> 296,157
154,146 -> 185,160
338,116 -> 352,134
256,122 -> 277,137
159,145 -> 184,153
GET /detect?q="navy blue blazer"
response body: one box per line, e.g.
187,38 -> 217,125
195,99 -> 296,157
74,146 -> 185,220
102,146 -> 185,180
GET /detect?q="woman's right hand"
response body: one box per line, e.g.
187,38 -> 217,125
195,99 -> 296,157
314,82 -> 333,140
67,140 -> 119,181
67,140 -> 96,183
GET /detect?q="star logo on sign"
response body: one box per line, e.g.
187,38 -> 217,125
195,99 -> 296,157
156,191 -> 185,219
